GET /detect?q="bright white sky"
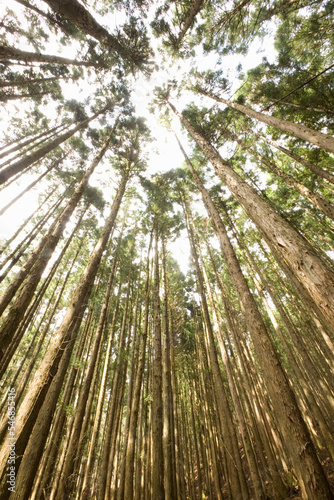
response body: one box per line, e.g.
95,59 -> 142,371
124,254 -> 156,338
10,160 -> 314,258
0,0 -> 277,273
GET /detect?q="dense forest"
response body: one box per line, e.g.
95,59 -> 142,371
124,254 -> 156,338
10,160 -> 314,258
0,0 -> 334,499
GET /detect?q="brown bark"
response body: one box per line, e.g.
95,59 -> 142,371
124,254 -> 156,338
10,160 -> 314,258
171,104 -> 334,339
0,106 -> 107,185
0,122 -> 67,161
197,89 -> 334,153
200,252 -> 265,500
151,224 -> 165,500
224,128 -> 334,221
175,0 -> 205,47
185,211 -> 249,499
175,134 -> 333,498
56,256 -> 118,499
0,125 -> 116,358
0,172 -> 129,486
41,0 -> 134,64
123,235 -> 153,500
255,131 -> 334,185
161,240 -> 175,500
0,44 -> 96,67
97,284 -> 130,499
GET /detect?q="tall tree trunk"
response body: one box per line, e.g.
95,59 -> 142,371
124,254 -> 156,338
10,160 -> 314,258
0,44 -> 97,67
185,209 -> 249,499
175,0 -> 205,47
0,122 -> 68,162
0,172 -> 129,492
123,234 -> 153,500
223,128 -> 334,221
161,239 -> 175,500
176,135 -> 333,498
0,105 -> 108,185
170,105 -> 334,337
197,89 -> 334,153
254,131 -> 334,185
0,125 -> 117,359
41,0 -> 134,64
0,156 -> 66,217
151,223 -> 165,500
56,254 -> 119,499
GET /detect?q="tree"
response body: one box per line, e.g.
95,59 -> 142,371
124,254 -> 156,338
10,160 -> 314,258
0,1 -> 333,499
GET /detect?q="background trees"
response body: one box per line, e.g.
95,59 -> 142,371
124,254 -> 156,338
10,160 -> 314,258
0,0 -> 333,499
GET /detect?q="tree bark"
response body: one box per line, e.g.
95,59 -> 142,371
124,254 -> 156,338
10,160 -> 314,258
0,44 -> 97,67
197,89 -> 334,153
171,104 -> 334,338
0,125 -> 116,360
175,134 -> 333,498
0,105 -> 107,185
0,172 -> 129,490
151,224 -> 165,500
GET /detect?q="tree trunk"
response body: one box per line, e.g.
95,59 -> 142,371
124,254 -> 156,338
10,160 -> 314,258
175,134 -> 333,498
0,173 -> 129,490
198,89 -> 334,153
0,106 -> 107,185
171,104 -> 334,338
0,125 -> 116,359
41,0 -> 130,61
185,210 -> 249,499
123,235 -> 153,500
0,44 -> 97,67
255,131 -> 334,185
56,255 -> 118,499
223,128 -> 334,221
151,224 -> 165,500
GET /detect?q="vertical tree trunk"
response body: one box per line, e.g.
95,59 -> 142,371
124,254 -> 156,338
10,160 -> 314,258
123,234 -> 153,500
151,223 -> 165,500
161,239 -> 175,500
222,128 -> 334,221
175,134 -> 333,498
171,105 -> 334,339
0,125 -> 117,360
56,254 -> 119,499
185,208 -> 249,499
0,173 -> 129,494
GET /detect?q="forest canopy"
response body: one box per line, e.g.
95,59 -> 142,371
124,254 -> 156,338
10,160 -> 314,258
0,1 -> 334,499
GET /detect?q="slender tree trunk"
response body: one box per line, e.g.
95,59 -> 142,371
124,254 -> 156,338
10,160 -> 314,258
175,135 -> 333,498
223,128 -> 334,221
56,255 -> 118,499
0,156 -> 65,217
161,239 -> 175,500
123,235 -> 153,500
171,105 -> 334,337
186,216 -> 249,499
41,0 -> 132,62
0,44 -> 97,67
0,126 -> 117,359
255,131 -> 334,185
175,0 -> 205,47
0,122 -> 68,161
151,223 -> 165,500
0,106 -> 108,185
0,173 -> 129,490
197,89 -> 334,153
200,249 -> 265,500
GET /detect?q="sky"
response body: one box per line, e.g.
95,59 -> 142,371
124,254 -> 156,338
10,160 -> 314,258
0,0 -> 277,273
